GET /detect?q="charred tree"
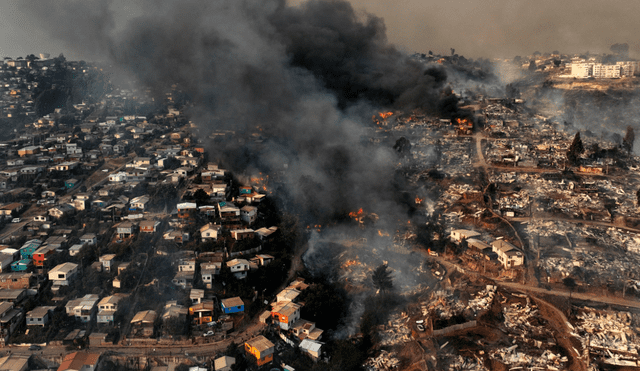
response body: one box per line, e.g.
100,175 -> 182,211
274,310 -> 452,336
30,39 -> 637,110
371,264 -> 393,293
623,126 -> 635,154
566,131 -> 584,166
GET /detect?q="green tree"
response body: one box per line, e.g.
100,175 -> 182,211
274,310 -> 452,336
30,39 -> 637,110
566,131 -> 584,166
623,126 -> 635,153
371,264 -> 393,293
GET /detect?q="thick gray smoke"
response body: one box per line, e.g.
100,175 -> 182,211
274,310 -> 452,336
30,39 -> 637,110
22,0 -> 456,221
24,0 -> 459,336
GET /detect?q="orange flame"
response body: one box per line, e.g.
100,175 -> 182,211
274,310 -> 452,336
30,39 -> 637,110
342,259 -> 360,268
415,197 -> 423,205
349,208 -> 364,218
456,118 -> 472,126
378,230 -> 390,237
379,112 -> 393,119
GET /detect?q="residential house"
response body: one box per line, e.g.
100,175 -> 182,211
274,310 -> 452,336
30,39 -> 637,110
9,260 -> 30,272
130,310 -> 157,338
491,240 -> 525,269
190,289 -> 205,305
299,339 -> 322,360
33,214 -> 49,222
251,254 -> 274,267
0,272 -> 33,290
32,245 -> 56,267
65,294 -> 100,323
139,219 -> 161,233
450,229 -> 481,243
199,223 -> 221,242
163,230 -> 189,243
0,203 -> 23,217
0,354 -> 28,371
0,255 -> 12,273
221,297 -> 244,314
97,294 -> 126,324
189,300 -> 215,325
276,288 -> 301,303
0,302 -> 22,343
218,202 -> 240,219
244,336 -> 274,366
201,262 -> 221,288
162,302 -> 188,322
0,289 -> 27,304
255,226 -> 278,240
271,301 -> 302,330
226,259 -> 250,279
240,206 -> 257,225
177,202 -> 197,220
49,262 -> 79,286
49,204 -> 75,219
80,233 -> 97,246
108,172 -> 126,182
117,221 -> 137,238
19,239 -> 42,260
467,238 -> 498,261
292,319 -> 323,341
214,356 -> 236,371
69,244 -> 84,257
172,271 -> 194,288
178,258 -> 196,273
57,352 -> 101,371
26,306 -> 55,327
231,228 -> 254,241
99,254 -> 117,272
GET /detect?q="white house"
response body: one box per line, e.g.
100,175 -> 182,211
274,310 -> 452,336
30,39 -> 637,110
450,229 -> 481,243
226,259 -> 250,279
491,240 -> 524,269
240,206 -> 258,225
109,172 -> 127,182
200,223 -> 221,242
48,262 -> 78,285
129,195 -> 150,210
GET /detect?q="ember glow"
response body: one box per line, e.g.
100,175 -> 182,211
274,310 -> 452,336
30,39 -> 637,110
349,208 -> 364,218
378,230 -> 390,237
415,197 -> 423,205
379,111 -> 393,119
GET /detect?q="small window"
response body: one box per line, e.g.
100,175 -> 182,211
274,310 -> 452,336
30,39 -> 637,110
58,274 -> 64,279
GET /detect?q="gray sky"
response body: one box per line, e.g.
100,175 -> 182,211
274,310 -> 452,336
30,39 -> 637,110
1,0 -> 639,60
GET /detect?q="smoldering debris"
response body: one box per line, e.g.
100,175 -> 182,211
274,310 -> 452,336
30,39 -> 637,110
364,350 -> 401,371
377,312 -> 412,347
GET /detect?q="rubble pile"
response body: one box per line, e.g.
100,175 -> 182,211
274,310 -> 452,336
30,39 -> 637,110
467,285 -> 497,315
442,355 -> 488,371
364,350 -> 400,371
377,312 -> 412,347
489,347 -> 568,369
426,290 -> 466,320
576,309 -> 640,354
502,298 -> 542,335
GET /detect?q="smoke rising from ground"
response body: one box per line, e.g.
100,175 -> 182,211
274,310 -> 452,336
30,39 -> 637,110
22,0 -> 460,221
23,0 -> 466,336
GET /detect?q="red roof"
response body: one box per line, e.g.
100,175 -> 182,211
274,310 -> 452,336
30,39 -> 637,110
57,351 -> 100,371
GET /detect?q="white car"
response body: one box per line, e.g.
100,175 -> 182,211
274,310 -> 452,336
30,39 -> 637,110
11,218 -> 20,223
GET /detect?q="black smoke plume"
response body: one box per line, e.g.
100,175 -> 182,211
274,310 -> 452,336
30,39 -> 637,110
22,0 -> 458,222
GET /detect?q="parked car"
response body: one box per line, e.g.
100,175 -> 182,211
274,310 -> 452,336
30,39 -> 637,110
29,344 -> 41,351
203,330 -> 214,337
11,218 -> 21,223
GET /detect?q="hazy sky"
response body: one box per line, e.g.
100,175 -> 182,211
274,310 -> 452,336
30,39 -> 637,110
1,0 -> 639,60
